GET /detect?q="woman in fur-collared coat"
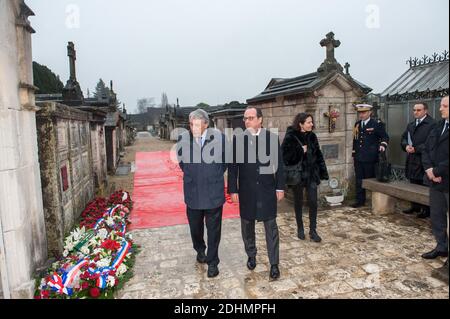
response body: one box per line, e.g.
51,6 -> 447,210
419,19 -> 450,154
282,113 -> 329,242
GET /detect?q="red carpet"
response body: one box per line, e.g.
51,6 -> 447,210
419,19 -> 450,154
130,151 -> 240,230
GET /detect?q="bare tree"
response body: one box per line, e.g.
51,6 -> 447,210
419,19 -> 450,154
137,97 -> 156,113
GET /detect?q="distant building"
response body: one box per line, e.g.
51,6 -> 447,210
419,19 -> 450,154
128,107 -> 165,133
209,101 -> 247,131
159,104 -> 198,140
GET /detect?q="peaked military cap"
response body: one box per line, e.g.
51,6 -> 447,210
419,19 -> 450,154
354,104 -> 373,112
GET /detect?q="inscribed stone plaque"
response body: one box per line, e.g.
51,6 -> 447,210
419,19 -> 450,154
322,144 -> 339,160
57,122 -> 68,150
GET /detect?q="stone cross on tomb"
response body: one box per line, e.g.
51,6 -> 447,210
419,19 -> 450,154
320,32 -> 341,63
67,42 -> 77,81
344,62 -> 350,75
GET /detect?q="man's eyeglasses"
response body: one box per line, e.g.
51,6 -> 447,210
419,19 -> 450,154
243,116 -> 256,122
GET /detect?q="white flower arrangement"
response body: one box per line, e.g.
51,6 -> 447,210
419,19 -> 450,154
116,264 -> 128,276
107,276 -> 116,287
97,257 -> 112,268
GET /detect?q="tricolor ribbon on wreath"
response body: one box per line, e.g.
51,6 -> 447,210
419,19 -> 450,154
47,258 -> 89,296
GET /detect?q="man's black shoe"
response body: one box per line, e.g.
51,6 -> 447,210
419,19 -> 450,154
431,259 -> 449,284
422,249 -> 448,259
207,264 -> 219,278
351,203 -> 364,208
403,207 -> 417,214
270,265 -> 280,280
247,257 -> 256,270
196,251 -> 207,264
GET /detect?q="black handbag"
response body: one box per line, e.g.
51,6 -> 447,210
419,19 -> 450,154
376,151 -> 391,183
285,135 -> 304,186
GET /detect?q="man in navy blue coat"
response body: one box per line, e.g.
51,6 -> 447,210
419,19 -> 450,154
177,109 -> 227,278
352,104 -> 389,208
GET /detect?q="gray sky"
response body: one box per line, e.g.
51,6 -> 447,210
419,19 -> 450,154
28,0 -> 449,113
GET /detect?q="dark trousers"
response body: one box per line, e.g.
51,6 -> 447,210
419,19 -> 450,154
355,160 -> 376,205
293,183 -> 318,232
409,178 -> 429,213
186,206 -> 223,266
241,217 -> 279,266
430,189 -> 449,253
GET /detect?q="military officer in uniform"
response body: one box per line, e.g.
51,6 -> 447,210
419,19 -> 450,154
352,104 -> 389,208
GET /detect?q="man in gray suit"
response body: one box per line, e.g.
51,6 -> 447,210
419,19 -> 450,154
176,109 -> 227,278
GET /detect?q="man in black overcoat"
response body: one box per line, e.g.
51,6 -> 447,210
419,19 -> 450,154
228,107 -> 285,280
421,96 -> 449,276
400,102 -> 436,218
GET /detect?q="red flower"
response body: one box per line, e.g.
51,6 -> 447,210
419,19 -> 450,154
101,239 -> 121,251
41,290 -> 50,298
81,282 -> 89,290
89,287 -> 101,298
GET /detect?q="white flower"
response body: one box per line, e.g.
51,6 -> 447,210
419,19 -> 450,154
80,246 -> 90,255
116,264 -> 127,276
127,234 -> 133,240
93,248 -> 102,255
106,217 -> 115,227
97,257 -> 112,268
107,276 -> 116,287
97,228 -> 108,240
65,243 -> 74,251
63,250 -> 69,257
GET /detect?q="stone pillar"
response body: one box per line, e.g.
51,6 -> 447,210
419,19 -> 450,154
0,0 -> 48,298
371,192 -> 396,215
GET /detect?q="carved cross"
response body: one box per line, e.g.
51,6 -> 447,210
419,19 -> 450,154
67,42 -> 77,80
344,62 -> 350,75
320,32 -> 341,62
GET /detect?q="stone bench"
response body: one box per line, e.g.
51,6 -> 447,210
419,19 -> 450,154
362,178 -> 429,214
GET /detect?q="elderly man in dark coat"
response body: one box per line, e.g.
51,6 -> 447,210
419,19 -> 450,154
228,107 -> 285,280
177,109 -> 227,278
421,96 -> 449,274
401,102 -> 436,218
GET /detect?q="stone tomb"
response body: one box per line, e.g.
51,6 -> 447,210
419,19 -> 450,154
247,32 -> 373,199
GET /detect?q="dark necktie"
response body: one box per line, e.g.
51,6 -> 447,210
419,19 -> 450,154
442,122 -> 449,136
255,135 -> 259,162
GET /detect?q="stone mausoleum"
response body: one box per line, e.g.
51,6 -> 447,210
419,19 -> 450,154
247,32 -> 372,198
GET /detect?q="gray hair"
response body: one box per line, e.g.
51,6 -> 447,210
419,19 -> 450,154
189,109 -> 209,124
